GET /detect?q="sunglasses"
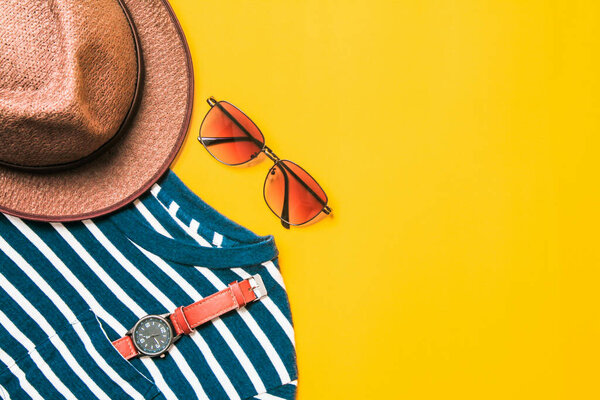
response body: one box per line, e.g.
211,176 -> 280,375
198,97 -> 332,229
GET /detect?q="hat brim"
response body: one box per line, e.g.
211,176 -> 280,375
0,0 -> 193,222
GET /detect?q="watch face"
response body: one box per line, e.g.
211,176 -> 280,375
132,315 -> 173,356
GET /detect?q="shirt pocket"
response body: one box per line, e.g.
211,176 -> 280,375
0,309 -> 160,400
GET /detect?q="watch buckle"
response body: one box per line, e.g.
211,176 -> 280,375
249,274 -> 267,300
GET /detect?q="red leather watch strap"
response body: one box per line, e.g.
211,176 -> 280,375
111,275 -> 266,360
170,279 -> 257,336
112,335 -> 138,360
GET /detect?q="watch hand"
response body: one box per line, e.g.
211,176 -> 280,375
154,337 -> 160,345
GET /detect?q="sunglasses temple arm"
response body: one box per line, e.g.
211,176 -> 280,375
280,166 -> 291,229
200,136 -> 256,146
279,162 -> 331,213
200,136 -> 329,212
212,101 -> 265,148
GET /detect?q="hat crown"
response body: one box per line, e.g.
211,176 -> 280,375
0,0 -> 138,168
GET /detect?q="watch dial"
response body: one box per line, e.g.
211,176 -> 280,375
133,316 -> 172,355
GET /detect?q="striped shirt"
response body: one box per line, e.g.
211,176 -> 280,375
0,171 -> 297,400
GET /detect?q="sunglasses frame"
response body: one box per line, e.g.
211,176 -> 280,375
263,159 -> 331,228
198,97 -> 332,228
198,98 -> 266,166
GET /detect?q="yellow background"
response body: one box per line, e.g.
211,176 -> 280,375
169,1 -> 599,398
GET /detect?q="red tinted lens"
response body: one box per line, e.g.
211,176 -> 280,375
264,160 -> 328,225
199,101 -> 265,165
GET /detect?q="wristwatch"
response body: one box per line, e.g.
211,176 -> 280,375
112,274 -> 267,359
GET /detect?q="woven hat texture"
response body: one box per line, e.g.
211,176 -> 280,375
0,0 -> 193,221
0,0 -> 138,167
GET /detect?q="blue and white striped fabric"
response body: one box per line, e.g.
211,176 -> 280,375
0,171 -> 297,400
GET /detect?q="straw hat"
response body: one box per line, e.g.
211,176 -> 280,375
0,0 -> 193,221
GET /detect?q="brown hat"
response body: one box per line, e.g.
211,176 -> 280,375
0,0 -> 193,221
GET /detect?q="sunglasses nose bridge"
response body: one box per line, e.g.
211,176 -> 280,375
262,146 -> 281,163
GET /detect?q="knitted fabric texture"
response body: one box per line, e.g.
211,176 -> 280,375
0,170 -> 298,399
